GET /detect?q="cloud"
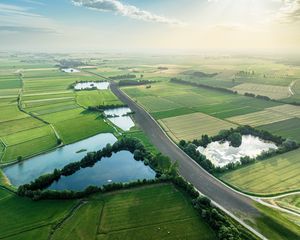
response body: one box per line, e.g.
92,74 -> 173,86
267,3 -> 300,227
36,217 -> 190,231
72,0 -> 185,26
0,3 -> 57,34
277,0 -> 300,23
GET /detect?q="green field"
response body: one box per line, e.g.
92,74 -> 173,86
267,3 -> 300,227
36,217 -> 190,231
159,112 -> 236,142
258,118 -> 300,142
53,112 -> 113,144
0,189 -> 76,240
220,149 -> 300,195
0,184 -> 217,240
52,184 -> 216,240
76,90 -> 122,107
249,203 -> 300,240
274,194 -> 300,214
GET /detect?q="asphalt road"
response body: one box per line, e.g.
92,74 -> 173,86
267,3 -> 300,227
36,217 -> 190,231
110,82 -> 259,216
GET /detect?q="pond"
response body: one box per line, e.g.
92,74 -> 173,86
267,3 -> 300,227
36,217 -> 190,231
3,133 -> 117,186
197,135 -> 278,167
48,151 -> 156,191
74,82 -> 109,90
62,68 -> 80,73
104,107 -> 135,131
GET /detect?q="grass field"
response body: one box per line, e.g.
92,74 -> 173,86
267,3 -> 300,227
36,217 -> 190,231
159,112 -> 236,142
0,184 -> 218,240
76,90 -> 122,107
52,184 -> 216,240
220,148 -> 300,195
274,194 -> 300,215
231,83 -> 290,100
258,118 -> 300,142
0,189 -> 76,240
249,203 -> 300,240
53,114 -> 113,144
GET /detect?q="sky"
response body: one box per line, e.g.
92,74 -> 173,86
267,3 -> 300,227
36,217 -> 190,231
0,0 -> 300,53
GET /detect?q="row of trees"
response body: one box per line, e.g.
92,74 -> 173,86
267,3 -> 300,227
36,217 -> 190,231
87,103 -> 126,112
118,79 -> 157,86
108,74 -> 136,80
179,126 -> 299,173
170,78 -> 237,95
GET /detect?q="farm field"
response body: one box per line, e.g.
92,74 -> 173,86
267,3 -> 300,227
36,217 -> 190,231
219,148 -> 300,195
227,104 -> 300,127
76,90 -> 122,107
52,184 -> 216,240
0,189 -> 76,240
159,112 -> 236,142
258,118 -> 300,142
0,184 -> 217,240
122,82 -> 282,117
231,83 -> 290,100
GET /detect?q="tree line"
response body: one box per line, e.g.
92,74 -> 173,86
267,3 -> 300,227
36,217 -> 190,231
170,78 -> 237,95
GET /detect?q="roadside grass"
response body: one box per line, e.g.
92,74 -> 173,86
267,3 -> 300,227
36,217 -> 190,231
76,90 -> 122,108
124,128 -> 159,154
258,118 -> 300,142
274,194 -> 300,214
219,148 -> 300,195
250,203 -> 300,240
159,112 -> 236,142
0,189 -> 76,240
53,184 -> 216,240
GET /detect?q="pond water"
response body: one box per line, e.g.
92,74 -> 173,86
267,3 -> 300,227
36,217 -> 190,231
197,135 -> 277,167
62,68 -> 80,73
3,133 -> 117,186
74,82 -> 109,90
48,151 -> 156,191
104,107 -> 135,131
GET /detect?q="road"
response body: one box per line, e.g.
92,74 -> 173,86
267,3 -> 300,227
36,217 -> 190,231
110,82 -> 260,215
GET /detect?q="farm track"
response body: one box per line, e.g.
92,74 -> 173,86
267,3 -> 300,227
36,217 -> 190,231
109,82 -> 268,239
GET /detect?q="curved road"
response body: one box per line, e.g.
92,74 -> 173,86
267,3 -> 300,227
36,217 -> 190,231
110,83 -> 259,214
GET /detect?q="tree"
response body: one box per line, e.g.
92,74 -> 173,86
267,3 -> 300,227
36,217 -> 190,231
228,132 -> 242,147
17,156 -> 23,162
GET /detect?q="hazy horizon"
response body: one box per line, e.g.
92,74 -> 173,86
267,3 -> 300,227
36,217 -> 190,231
1,0 -> 300,53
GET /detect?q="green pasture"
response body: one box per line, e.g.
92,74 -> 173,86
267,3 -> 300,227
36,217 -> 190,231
251,203 -> 300,240
258,118 -> 300,142
0,105 -> 28,123
0,189 -> 76,240
275,194 -> 300,214
2,134 -> 58,163
76,90 -> 121,107
0,117 -> 45,137
220,148 -> 300,195
53,184 -> 216,240
53,113 -> 113,144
